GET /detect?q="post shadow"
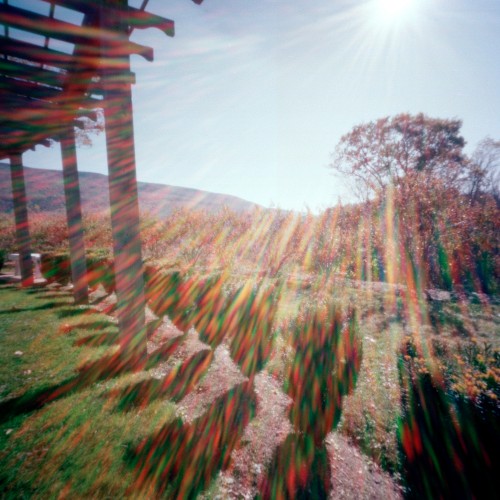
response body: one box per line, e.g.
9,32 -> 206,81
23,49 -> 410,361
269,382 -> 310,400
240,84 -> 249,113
125,380 -> 257,498
111,349 -> 213,411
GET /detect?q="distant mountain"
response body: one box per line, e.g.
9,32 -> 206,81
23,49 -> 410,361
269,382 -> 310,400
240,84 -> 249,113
0,163 -> 259,216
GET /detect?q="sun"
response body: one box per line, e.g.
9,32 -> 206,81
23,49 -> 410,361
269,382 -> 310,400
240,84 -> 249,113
375,0 -> 415,22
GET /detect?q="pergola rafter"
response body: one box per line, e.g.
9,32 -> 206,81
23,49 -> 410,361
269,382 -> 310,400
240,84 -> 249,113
0,0 -> 204,366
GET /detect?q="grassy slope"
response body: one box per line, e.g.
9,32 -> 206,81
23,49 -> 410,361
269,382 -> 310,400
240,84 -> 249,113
0,286 -> 175,498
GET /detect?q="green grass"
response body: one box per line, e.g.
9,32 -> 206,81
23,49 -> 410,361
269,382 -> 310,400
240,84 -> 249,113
0,285 -> 176,498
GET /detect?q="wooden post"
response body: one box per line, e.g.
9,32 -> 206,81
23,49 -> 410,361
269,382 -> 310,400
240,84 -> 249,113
101,0 -> 147,368
60,125 -> 89,304
9,152 -> 33,286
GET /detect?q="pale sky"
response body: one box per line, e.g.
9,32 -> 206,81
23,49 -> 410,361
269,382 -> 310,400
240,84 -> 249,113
19,0 -> 500,211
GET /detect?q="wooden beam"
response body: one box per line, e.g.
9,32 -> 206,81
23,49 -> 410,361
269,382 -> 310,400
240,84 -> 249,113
0,57 -> 67,89
126,9 -> 174,36
0,89 -> 100,113
0,35 -> 78,71
0,99 -> 98,158
0,75 -> 64,100
0,35 -> 115,73
37,0 -> 175,36
0,3 -> 154,61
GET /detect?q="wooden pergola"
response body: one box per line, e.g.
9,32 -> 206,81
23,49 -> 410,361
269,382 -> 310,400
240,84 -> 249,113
0,0 -> 203,366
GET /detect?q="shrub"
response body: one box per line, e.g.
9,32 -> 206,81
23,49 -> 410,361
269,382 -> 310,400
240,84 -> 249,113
40,250 -> 116,291
86,251 -> 115,293
398,336 -> 499,499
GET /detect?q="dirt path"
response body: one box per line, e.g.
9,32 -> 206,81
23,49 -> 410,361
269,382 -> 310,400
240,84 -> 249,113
86,287 -> 403,498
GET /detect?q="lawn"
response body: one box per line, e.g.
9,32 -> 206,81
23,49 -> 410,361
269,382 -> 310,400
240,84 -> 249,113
0,285 -> 176,498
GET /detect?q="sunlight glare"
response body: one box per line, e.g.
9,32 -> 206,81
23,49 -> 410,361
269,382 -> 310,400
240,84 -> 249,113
376,0 -> 415,22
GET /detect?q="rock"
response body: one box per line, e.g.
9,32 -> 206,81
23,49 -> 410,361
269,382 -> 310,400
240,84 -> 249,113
470,292 -> 490,304
425,289 -> 451,302
252,463 -> 262,475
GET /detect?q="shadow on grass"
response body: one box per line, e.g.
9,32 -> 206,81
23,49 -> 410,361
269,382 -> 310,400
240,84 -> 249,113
34,292 -> 73,300
0,301 -> 66,315
0,315 -> 192,423
25,287 -> 64,295
71,319 -> 117,332
0,350 -> 138,424
125,380 -> 256,498
88,293 -> 111,306
111,349 -> 213,411
428,302 -> 470,337
57,307 -> 89,319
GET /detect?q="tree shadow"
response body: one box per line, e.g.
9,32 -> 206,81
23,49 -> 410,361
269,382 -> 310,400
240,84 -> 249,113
258,434 -> 331,499
111,349 -> 213,411
144,333 -> 187,370
286,308 -> 362,441
144,268 -> 234,343
125,380 -> 256,497
145,318 -> 163,339
258,306 -> 362,499
228,283 -> 277,380
88,292 -> 111,306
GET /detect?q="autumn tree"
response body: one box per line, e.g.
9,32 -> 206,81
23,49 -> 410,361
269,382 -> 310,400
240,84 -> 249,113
74,109 -> 105,147
328,114 -> 500,290
330,113 -> 467,200
466,137 -> 500,205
